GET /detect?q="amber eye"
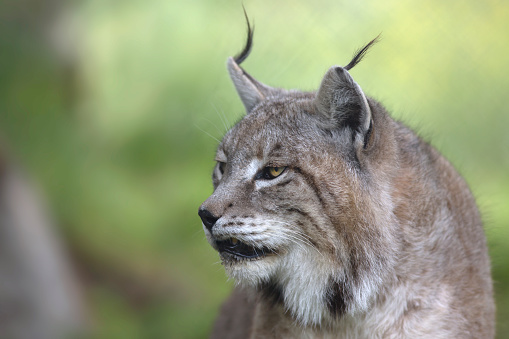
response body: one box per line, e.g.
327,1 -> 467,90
266,166 -> 286,179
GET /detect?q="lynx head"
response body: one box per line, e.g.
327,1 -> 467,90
199,23 -> 401,326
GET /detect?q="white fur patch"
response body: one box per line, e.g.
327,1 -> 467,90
243,159 -> 262,181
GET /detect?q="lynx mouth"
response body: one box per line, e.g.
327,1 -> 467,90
216,238 -> 276,260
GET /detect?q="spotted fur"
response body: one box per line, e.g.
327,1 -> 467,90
199,22 -> 495,338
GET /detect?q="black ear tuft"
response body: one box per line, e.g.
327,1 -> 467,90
234,7 -> 254,65
344,34 -> 381,71
227,9 -> 281,113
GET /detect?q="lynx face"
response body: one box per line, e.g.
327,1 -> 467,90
202,95 -> 360,280
199,35 -> 401,325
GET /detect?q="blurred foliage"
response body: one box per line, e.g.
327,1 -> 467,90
0,0 -> 508,338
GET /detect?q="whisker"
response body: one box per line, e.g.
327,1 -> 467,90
198,117 -> 224,136
278,233 -> 308,252
263,219 -> 314,243
262,218 -> 325,259
192,228 -> 207,239
211,102 -> 232,132
263,229 -> 308,253
287,233 -> 314,249
289,232 -> 325,259
194,123 -> 221,143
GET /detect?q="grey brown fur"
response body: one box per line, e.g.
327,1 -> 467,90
199,24 -> 495,338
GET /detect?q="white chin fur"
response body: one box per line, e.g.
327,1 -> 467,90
223,253 -> 279,287
224,243 -> 381,327
225,244 -> 334,325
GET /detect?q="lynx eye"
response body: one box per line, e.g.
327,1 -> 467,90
218,161 -> 226,175
264,166 -> 286,179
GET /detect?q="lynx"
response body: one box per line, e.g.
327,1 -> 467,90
198,18 -> 495,338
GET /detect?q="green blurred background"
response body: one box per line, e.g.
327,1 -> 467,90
0,0 -> 508,337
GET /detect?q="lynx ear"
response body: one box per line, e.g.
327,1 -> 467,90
314,66 -> 372,141
227,57 -> 278,113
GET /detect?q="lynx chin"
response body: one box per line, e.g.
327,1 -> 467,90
198,18 -> 495,339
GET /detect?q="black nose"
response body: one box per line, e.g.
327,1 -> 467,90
198,209 -> 219,232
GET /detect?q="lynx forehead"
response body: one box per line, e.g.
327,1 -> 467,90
199,16 -> 494,339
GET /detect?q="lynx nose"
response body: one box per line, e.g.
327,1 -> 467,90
199,208 -> 219,232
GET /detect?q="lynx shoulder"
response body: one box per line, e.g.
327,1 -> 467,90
199,20 -> 495,338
